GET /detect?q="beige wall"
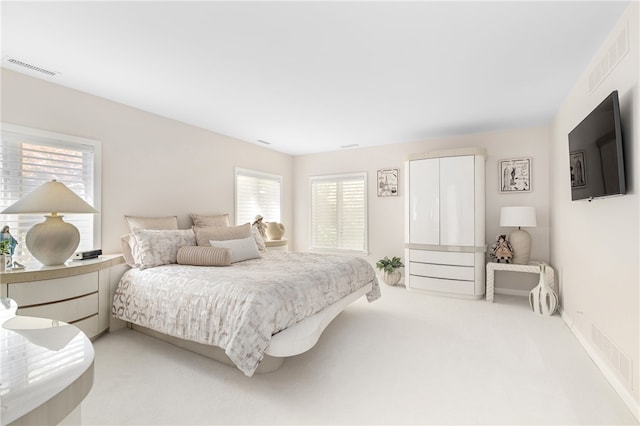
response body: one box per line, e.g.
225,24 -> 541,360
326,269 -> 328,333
0,69 -> 294,254
550,2 -> 639,409
293,126 -> 550,291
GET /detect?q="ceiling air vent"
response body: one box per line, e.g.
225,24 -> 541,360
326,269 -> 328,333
6,58 -> 58,76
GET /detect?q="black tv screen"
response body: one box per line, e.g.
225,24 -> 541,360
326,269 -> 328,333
568,90 -> 625,201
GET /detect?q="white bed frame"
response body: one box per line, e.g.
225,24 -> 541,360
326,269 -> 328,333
130,282 -> 374,373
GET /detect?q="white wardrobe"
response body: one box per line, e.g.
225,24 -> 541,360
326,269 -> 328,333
404,148 -> 486,298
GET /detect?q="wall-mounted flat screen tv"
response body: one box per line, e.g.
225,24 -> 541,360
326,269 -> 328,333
568,90 -> 626,201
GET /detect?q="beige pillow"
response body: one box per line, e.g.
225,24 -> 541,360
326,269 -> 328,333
120,234 -> 137,267
177,246 -> 232,266
125,215 -> 179,232
191,213 -> 230,228
194,223 -> 252,246
132,229 -> 196,270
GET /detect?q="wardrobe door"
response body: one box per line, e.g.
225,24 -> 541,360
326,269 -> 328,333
409,158 -> 440,245
439,156 -> 475,246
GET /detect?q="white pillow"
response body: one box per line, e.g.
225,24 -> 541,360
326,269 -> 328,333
133,229 -> 196,270
210,236 -> 261,263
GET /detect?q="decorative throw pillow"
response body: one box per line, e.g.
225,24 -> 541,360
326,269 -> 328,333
177,246 -> 232,267
194,223 -> 252,246
190,213 -> 230,228
125,215 -> 179,232
132,229 -> 196,270
210,236 -> 261,263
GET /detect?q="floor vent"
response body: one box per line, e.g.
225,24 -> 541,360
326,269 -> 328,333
588,21 -> 629,94
591,324 -> 634,390
6,58 -> 58,76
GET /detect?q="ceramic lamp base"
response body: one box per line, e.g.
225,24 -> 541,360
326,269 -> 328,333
26,215 -> 80,266
509,228 -> 531,265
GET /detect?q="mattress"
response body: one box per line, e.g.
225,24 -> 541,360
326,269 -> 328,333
112,251 -> 380,376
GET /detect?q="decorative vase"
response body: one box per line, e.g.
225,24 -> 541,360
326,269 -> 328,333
382,270 -> 401,286
0,254 -> 5,272
529,264 -> 558,315
266,222 -> 285,240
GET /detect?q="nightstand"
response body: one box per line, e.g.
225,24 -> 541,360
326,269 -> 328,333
265,239 -> 288,252
0,255 -> 129,338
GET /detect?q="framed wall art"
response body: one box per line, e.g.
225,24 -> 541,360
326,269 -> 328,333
499,158 -> 532,193
569,151 -> 587,188
377,168 -> 398,197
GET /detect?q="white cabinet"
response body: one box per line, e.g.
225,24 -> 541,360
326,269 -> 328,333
0,255 -> 128,339
405,148 -> 486,298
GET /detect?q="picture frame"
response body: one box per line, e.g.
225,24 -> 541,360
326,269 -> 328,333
377,168 -> 398,197
570,151 -> 587,188
499,158 -> 532,193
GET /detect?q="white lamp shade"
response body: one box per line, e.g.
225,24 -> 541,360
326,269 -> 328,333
499,206 -> 536,228
1,180 -> 97,214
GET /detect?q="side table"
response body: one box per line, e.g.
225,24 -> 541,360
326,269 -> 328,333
486,261 -> 555,303
265,239 -> 288,252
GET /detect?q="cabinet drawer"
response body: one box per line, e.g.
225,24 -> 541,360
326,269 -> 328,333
409,275 -> 475,295
410,262 -> 474,281
73,314 -> 100,339
17,292 -> 98,324
409,249 -> 474,266
8,272 -> 99,306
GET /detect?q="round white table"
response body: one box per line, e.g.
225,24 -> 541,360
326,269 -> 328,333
0,297 -> 95,425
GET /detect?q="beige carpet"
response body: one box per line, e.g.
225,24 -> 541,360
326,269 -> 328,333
82,285 -> 637,425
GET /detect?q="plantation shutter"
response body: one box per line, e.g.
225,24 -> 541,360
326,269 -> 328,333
310,172 -> 367,253
235,168 -> 282,225
0,127 -> 99,261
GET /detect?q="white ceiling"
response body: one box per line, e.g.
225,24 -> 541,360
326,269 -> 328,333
1,1 -> 630,156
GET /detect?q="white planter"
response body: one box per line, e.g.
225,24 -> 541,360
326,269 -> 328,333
382,270 -> 401,286
529,264 -> 558,315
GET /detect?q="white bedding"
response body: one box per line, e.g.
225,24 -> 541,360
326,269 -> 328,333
112,251 -> 380,376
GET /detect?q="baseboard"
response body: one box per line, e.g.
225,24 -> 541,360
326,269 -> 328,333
559,307 -> 640,421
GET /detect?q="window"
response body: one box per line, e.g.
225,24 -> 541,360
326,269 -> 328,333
0,124 -> 101,260
235,168 -> 282,225
310,172 -> 367,253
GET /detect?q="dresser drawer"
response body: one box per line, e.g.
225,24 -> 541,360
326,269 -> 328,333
409,275 -> 475,295
8,272 -> 99,306
17,292 -> 99,324
73,314 -> 100,338
409,250 -> 474,266
410,262 -> 474,281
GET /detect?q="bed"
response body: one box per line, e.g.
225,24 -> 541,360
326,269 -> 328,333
112,251 -> 380,376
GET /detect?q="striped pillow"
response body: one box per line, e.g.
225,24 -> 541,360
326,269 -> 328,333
177,246 -> 232,267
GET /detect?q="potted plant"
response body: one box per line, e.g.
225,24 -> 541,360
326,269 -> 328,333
376,256 -> 404,286
0,239 -> 10,272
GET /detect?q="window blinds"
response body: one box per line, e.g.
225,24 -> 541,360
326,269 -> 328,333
0,129 -> 98,260
310,172 -> 367,253
235,168 -> 282,225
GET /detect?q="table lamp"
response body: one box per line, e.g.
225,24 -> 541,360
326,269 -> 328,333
1,180 -> 98,266
500,206 -> 536,265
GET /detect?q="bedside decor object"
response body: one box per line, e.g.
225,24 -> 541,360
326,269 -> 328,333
376,256 -> 404,286
499,158 -> 532,192
252,215 -> 268,241
265,222 -> 285,240
377,169 -> 399,197
0,239 -> 11,271
1,180 -> 98,266
489,234 -> 513,263
529,263 -> 558,315
500,206 -> 536,265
